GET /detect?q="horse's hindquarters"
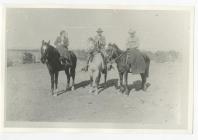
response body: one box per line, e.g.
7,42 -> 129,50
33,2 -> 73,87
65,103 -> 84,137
126,51 -> 148,74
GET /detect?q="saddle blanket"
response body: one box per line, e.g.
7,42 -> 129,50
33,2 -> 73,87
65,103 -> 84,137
126,48 -> 146,74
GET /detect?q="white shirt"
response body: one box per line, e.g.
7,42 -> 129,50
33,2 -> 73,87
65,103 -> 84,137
126,36 -> 139,49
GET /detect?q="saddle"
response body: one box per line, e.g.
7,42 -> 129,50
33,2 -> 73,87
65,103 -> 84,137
89,51 -> 107,73
89,51 -> 105,62
59,50 -> 73,66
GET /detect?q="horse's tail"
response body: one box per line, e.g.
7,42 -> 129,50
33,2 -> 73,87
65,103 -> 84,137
144,54 -> 150,77
69,51 -> 77,69
100,53 -> 106,72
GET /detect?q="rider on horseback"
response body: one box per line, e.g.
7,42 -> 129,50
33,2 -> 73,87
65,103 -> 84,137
126,29 -> 139,50
54,30 -> 72,66
84,28 -> 106,71
126,29 -> 144,73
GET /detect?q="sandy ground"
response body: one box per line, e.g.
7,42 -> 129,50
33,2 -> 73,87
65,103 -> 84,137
5,60 -> 189,129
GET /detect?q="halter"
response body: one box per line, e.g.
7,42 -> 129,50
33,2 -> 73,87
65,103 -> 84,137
41,42 -> 50,63
107,47 -> 127,64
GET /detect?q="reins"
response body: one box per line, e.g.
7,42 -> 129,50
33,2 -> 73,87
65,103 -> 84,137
108,50 -> 127,64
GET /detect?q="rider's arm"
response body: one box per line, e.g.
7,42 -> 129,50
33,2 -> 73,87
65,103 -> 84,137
102,36 -> 106,47
64,37 -> 69,47
54,36 -> 61,46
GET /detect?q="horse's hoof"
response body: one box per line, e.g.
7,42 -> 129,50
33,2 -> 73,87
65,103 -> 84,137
116,90 -> 121,95
89,89 -> 93,94
141,85 -> 147,91
50,89 -> 54,95
125,90 -> 130,96
120,87 -> 125,93
94,90 -> 99,95
54,89 -> 59,93
53,94 -> 57,97
116,85 -> 120,89
71,86 -> 75,91
66,87 -> 70,91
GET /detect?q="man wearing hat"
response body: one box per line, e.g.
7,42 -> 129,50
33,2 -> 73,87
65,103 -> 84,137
125,29 -> 146,74
94,28 -> 106,49
126,29 -> 139,50
84,28 -> 106,71
54,30 -> 72,66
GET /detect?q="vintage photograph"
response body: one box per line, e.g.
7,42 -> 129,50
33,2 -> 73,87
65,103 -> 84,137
4,7 -> 193,130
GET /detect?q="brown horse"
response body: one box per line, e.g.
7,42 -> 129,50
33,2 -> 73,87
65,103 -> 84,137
106,43 -> 150,95
40,40 -> 77,96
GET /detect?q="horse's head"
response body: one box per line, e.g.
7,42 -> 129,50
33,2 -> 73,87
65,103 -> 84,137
106,43 -> 120,61
40,40 -> 50,64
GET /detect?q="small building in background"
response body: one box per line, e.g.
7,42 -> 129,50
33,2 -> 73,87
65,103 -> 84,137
7,49 -> 41,66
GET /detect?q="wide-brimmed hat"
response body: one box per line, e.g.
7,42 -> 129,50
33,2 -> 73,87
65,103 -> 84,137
60,30 -> 66,35
96,28 -> 103,33
128,29 -> 136,34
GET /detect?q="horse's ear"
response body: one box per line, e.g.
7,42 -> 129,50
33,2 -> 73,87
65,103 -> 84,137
42,40 -> 44,44
48,40 -> 50,44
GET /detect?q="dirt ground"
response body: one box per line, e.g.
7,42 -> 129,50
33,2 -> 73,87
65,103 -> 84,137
5,60 -> 189,129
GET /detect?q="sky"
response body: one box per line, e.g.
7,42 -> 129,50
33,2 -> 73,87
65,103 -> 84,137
6,8 -> 191,52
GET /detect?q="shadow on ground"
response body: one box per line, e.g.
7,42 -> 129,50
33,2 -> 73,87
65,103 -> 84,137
99,79 -> 151,94
57,79 -> 150,96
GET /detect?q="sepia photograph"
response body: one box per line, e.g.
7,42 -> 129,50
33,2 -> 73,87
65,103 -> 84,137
3,7 -> 193,131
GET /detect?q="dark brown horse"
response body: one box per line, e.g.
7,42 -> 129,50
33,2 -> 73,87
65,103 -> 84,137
106,43 -> 150,95
40,40 -> 77,96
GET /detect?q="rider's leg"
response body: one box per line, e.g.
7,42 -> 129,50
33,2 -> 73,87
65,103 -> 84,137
100,51 -> 107,72
85,52 -> 93,71
62,48 -> 72,66
85,55 -> 91,71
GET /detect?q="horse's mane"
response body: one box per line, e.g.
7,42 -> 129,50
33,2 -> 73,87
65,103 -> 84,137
47,43 -> 55,50
109,43 -> 122,52
45,43 -> 60,59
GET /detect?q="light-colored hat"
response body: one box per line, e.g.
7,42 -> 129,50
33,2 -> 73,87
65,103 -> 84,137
96,28 -> 103,33
60,30 -> 66,35
128,29 -> 136,34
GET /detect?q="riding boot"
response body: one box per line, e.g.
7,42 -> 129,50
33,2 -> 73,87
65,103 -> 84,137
59,57 -> 64,65
84,56 -> 91,71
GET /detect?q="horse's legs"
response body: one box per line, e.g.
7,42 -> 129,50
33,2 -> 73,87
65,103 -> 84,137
70,68 -> 75,91
104,69 -> 107,84
65,68 -> 70,90
55,71 -> 59,89
89,72 -> 94,93
50,72 -> 55,95
141,73 -> 146,91
90,75 -> 93,87
54,71 -> 59,94
94,70 -> 101,95
123,72 -> 129,95
118,72 -> 124,93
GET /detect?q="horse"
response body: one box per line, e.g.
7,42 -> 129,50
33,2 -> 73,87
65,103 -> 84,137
106,43 -> 150,95
40,40 -> 77,96
86,37 -> 107,95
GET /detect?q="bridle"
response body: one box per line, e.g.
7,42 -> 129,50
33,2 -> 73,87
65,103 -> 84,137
41,43 -> 49,64
107,45 -> 126,64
